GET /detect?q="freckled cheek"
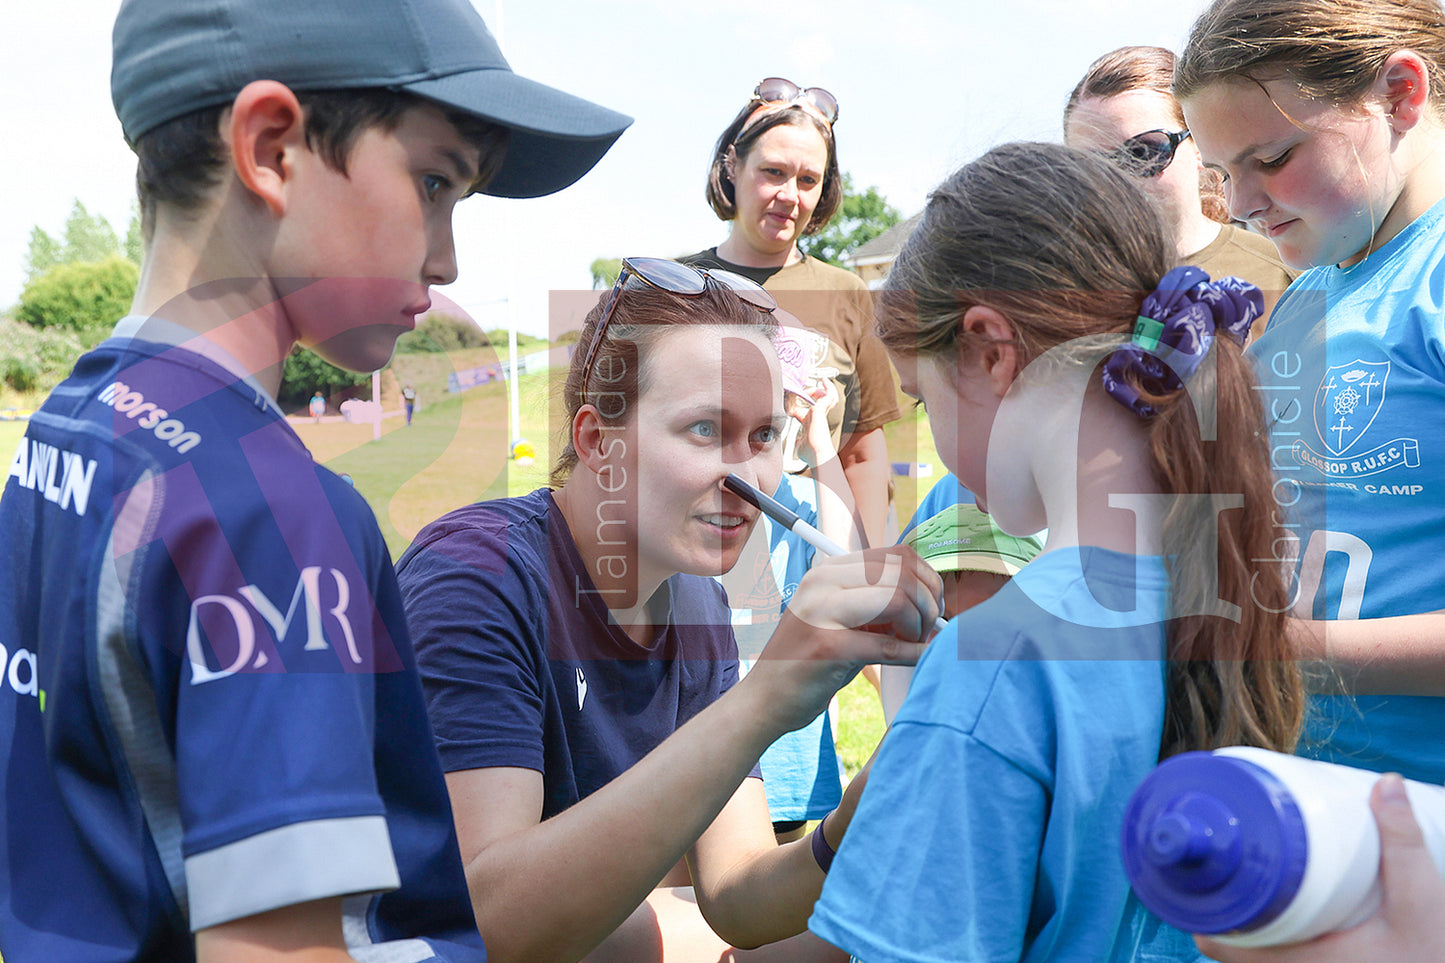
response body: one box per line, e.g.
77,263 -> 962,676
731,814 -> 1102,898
644,447 -> 709,502
754,443 -> 784,497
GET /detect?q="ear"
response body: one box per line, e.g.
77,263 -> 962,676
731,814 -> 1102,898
961,305 -> 1019,398
1378,50 -> 1431,136
571,404 -> 616,475
228,80 -> 307,217
723,145 -> 738,180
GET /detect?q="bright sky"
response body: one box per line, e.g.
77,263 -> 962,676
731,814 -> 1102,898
0,0 -> 1213,338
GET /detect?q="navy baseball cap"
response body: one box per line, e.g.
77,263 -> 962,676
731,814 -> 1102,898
111,0 -> 632,198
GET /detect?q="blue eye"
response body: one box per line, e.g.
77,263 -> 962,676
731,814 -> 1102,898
689,421 -> 718,439
423,173 -> 451,201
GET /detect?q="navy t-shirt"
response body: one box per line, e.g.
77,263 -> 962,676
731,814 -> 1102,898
397,489 -> 746,820
0,329 -> 484,961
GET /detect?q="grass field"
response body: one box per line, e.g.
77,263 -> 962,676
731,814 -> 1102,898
293,359 -> 556,557
2,358 -> 941,784
0,421 -> 25,470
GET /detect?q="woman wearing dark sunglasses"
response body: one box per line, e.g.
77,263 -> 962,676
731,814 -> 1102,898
1064,46 -> 1296,332
395,259 -> 940,962
683,78 -> 899,550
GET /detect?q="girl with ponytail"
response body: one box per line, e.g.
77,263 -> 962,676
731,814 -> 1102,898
806,142 -> 1303,963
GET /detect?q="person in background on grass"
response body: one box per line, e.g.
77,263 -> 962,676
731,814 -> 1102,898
310,388 -> 326,422
396,257 -> 940,962
898,472 -> 972,540
1064,45 -> 1296,333
879,504 -> 1043,723
403,382 -> 417,425
721,324 -> 860,842
683,78 -> 900,549
0,0 -> 630,959
880,473 -> 981,721
806,142 -> 1305,962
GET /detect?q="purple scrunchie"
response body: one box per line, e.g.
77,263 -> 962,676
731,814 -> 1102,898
1101,265 -> 1264,419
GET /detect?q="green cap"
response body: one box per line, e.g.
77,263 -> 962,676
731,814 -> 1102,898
903,504 -> 1043,577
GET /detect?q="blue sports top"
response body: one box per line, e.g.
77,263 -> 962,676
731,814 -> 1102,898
0,325 -> 484,961
1249,197 -> 1445,783
809,548 -> 1201,963
899,472 -> 975,539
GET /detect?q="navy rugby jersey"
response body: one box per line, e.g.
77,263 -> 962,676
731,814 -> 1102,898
0,323 -> 484,961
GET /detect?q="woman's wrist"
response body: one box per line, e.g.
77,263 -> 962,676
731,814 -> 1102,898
810,810 -> 837,873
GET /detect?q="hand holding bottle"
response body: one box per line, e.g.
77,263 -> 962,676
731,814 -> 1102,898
1195,773 -> 1445,962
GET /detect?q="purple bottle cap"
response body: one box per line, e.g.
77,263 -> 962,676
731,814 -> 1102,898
1120,751 -> 1308,935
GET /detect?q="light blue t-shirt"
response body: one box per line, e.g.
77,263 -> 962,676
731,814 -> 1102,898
900,472 -> 974,539
809,548 -> 1201,963
1249,197 -> 1445,784
727,473 -> 842,821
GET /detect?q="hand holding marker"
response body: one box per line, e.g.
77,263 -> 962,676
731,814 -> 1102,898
723,473 -> 949,635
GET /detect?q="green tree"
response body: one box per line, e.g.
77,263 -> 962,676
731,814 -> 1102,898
486,328 -> 547,353
23,199 -> 142,283
0,318 -> 85,394
395,313 -> 491,354
798,173 -> 902,267
277,346 -> 369,410
18,256 -> 140,347
23,226 -> 63,283
589,257 -> 623,289
61,200 -> 122,266
124,203 -> 145,266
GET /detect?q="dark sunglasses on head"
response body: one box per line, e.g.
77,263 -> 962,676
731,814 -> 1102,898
1107,129 -> 1191,178
751,76 -> 839,126
578,257 -> 778,405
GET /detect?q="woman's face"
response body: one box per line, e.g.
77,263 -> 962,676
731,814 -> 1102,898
728,120 -> 830,258
1182,78 -> 1399,269
625,324 -> 786,586
1065,89 -> 1203,246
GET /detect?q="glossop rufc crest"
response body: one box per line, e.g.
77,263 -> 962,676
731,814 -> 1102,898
1295,359 -> 1421,478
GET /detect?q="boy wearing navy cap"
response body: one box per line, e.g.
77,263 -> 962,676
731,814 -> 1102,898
0,1 -> 628,960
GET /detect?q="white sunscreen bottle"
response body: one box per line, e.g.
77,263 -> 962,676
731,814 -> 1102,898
1120,746 -> 1445,947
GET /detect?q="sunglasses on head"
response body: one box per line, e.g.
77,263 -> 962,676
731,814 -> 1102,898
1107,129 -> 1191,178
578,257 -> 778,406
750,76 -> 839,126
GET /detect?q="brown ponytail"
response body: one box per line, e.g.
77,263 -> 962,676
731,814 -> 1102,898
1146,339 -> 1303,756
878,142 -> 1303,758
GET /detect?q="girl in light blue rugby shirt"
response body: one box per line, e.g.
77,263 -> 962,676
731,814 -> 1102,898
807,142 -> 1305,963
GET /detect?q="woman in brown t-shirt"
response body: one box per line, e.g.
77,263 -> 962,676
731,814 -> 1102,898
684,78 -> 900,548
